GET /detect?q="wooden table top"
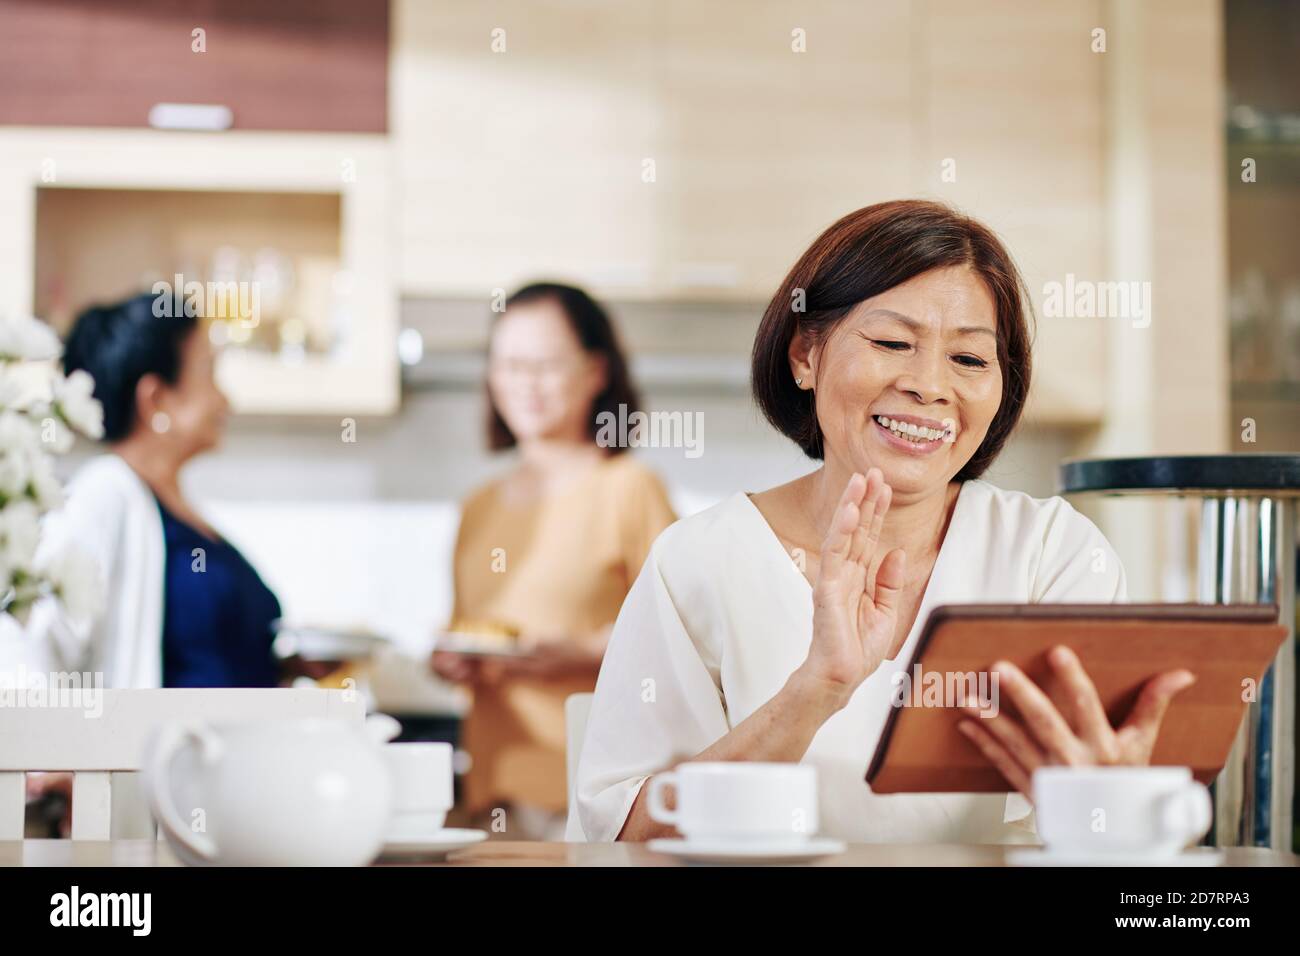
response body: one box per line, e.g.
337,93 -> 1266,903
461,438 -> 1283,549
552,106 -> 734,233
3,839 -> 1296,867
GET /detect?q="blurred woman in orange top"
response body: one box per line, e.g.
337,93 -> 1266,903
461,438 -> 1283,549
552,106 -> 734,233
432,282 -> 676,838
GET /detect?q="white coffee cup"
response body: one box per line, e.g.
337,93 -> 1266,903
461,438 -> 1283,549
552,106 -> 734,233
1032,766 -> 1212,857
646,762 -> 818,845
384,742 -> 453,836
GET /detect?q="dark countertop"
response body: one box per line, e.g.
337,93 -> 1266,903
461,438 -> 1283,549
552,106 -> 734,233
1060,454 -> 1300,496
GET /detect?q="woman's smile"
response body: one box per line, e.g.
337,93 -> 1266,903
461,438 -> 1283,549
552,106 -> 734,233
870,413 -> 955,456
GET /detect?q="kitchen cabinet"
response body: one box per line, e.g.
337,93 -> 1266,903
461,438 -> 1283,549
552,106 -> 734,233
0,128 -> 399,415
392,0 -> 1108,422
654,0 -> 914,300
1224,0 -> 1300,453
392,0 -> 914,302
0,0 -> 388,133
913,0 -> 1108,425
392,0 -> 661,300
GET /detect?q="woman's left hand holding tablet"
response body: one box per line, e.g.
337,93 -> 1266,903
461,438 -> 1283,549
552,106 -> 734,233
957,646 -> 1197,796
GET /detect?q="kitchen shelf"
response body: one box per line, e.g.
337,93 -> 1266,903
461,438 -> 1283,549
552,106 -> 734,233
0,127 -> 399,416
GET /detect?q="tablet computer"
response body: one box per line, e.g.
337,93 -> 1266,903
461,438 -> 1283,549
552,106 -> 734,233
864,603 -> 1287,793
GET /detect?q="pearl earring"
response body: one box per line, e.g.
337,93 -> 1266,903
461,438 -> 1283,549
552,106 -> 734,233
151,412 -> 171,435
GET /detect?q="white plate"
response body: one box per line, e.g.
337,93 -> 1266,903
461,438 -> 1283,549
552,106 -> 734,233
435,632 -> 526,658
378,828 -> 488,862
272,623 -> 389,661
648,837 -> 846,865
1007,847 -> 1225,867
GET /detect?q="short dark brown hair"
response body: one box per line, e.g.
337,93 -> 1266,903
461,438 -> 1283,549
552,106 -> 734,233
487,282 -> 641,454
750,200 -> 1033,481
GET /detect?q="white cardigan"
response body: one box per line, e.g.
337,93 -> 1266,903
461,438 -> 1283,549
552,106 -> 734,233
19,454 -> 165,688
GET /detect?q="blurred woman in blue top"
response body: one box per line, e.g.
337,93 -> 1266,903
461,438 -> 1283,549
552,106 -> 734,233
33,292 -> 286,688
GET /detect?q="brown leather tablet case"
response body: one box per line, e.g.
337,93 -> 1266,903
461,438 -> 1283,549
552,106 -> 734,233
865,604 -> 1287,793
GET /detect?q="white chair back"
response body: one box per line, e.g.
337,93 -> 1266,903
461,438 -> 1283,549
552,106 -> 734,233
0,687 -> 364,840
564,692 -> 594,814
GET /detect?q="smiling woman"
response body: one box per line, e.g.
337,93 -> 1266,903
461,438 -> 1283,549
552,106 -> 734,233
568,200 -> 1196,846
750,199 -> 1032,487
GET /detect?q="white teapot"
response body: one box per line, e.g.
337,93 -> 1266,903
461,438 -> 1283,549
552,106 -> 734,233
143,714 -> 399,866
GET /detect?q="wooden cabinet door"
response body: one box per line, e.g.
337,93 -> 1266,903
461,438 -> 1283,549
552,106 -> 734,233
657,0 -> 914,300
393,0 -> 659,298
915,0 -> 1107,423
0,0 -> 388,132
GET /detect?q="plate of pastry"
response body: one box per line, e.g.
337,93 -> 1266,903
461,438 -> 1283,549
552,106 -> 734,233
435,619 -> 527,657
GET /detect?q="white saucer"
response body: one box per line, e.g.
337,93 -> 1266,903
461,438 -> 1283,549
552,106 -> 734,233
378,828 -> 488,861
385,815 -> 451,840
1007,847 -> 1225,867
648,837 -> 846,865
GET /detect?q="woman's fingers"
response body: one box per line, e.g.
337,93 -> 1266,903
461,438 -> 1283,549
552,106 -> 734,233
859,548 -> 905,664
870,547 -> 906,618
958,721 -> 1033,796
993,660 -> 1090,765
960,703 -> 1044,775
432,651 -> 477,683
1116,669 -> 1197,762
430,651 -> 452,677
848,470 -> 887,564
819,472 -> 866,582
962,657 -> 1197,780
1045,645 -> 1116,758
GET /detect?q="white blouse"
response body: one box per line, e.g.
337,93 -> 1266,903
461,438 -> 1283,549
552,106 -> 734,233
567,478 -> 1127,844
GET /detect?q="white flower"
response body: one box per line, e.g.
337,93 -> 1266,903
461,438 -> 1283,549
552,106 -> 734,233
0,499 -> 41,577
41,544 -> 103,624
0,411 -> 40,458
0,317 -> 101,628
0,316 -> 61,363
0,445 -> 33,501
53,369 -> 104,441
0,365 -> 26,410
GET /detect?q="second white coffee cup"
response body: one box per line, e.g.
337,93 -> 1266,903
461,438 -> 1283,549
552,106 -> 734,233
647,762 -> 818,845
384,741 -> 454,836
1032,765 -> 1212,857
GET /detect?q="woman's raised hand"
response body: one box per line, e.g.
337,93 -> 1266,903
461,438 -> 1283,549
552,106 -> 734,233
799,469 -> 907,706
